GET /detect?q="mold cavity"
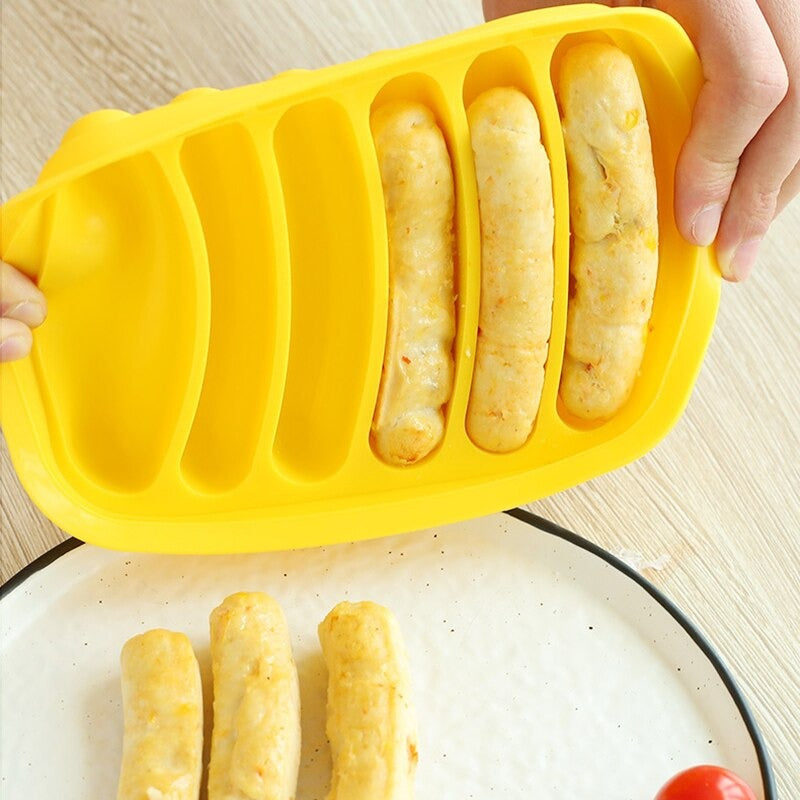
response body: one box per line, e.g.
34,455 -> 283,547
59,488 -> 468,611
369,74 -> 462,447
272,99 -> 374,481
552,32 -> 679,430
35,153 -> 201,491
549,32 -> 616,111
463,46 -> 537,109
371,72 -> 452,121
179,124 -> 277,492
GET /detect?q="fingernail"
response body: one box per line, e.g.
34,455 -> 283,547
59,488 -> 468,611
4,300 -> 47,327
0,335 -> 32,362
718,238 -> 761,282
691,203 -> 723,246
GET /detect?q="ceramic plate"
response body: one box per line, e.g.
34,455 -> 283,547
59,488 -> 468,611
0,509 -> 774,799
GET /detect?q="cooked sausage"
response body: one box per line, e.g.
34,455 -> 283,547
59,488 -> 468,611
116,629 -> 203,800
466,86 -> 554,451
318,601 -> 418,799
208,593 -> 300,800
370,101 -> 456,465
558,43 -> 659,420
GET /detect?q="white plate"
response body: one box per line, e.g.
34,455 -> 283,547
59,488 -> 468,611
0,510 -> 774,799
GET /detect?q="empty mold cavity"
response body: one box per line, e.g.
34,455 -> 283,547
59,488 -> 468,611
178,124 -> 277,492
33,153 -> 202,491
272,99 -> 375,480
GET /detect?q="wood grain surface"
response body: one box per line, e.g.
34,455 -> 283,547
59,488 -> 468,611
1,1 -> 798,796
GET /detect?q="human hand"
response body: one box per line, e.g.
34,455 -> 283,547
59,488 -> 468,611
483,0 -> 799,282
0,261 -> 47,362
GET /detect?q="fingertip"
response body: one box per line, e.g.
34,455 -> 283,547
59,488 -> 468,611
673,146 -> 733,249
4,298 -> 47,328
689,203 -> 723,247
0,319 -> 33,362
1,261 -> 48,325
716,238 -> 761,283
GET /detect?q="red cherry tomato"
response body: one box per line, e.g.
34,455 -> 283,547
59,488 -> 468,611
656,765 -> 759,800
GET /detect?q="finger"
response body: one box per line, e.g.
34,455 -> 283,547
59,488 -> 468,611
757,0 -> 800,216
0,317 -> 33,362
715,93 -> 800,280
776,158 -> 800,215
713,0 -> 800,279
0,261 -> 47,327
662,0 -> 789,251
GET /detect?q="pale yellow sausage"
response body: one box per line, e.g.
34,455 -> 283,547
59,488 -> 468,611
208,593 -> 301,800
370,101 -> 456,465
466,87 -> 554,452
116,629 -> 203,800
558,43 -> 659,420
319,601 -> 418,800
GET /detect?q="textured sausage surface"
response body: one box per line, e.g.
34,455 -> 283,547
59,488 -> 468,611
117,629 -> 203,800
208,592 -> 301,800
466,86 -> 554,452
370,101 -> 456,465
558,43 -> 659,420
319,600 -> 418,800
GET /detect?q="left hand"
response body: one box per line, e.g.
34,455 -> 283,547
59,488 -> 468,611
0,260 -> 47,362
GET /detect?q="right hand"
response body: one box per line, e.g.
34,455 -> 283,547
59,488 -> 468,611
483,0 -> 800,283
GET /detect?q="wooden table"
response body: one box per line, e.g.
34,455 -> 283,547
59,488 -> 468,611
2,1 -> 798,796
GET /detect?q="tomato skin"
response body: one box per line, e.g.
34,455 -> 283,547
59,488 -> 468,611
655,765 -> 759,800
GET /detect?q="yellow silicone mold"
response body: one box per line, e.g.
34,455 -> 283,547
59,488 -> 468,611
0,5 -> 720,553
